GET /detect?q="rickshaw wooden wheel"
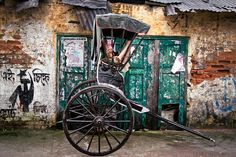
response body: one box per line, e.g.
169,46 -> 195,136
67,79 -> 97,102
63,85 -> 134,156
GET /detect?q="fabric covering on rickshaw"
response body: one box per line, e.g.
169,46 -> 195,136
91,13 -> 150,64
95,13 -> 150,33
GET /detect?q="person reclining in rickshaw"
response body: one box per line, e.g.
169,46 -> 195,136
100,38 -> 133,72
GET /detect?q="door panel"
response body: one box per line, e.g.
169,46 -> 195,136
125,39 -> 151,129
158,39 -> 187,126
58,36 -> 91,111
125,37 -> 188,129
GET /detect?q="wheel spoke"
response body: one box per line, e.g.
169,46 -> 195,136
67,119 -> 93,123
69,109 -> 90,117
104,127 -> 121,144
90,89 -> 100,103
70,105 -> 83,110
94,90 -> 111,116
99,105 -> 107,116
105,120 -> 130,123
97,97 -> 111,116
69,122 -> 93,135
98,128 -> 101,153
77,95 -> 90,105
103,98 -> 121,117
85,92 -> 97,114
87,130 -> 95,151
105,108 -> 128,119
96,90 -> 106,104
101,91 -> 115,108
75,126 -> 94,145
85,93 -> 93,105
67,115 -> 88,120
92,90 -> 98,104
94,90 -> 102,104
75,98 -> 95,118
105,123 -> 128,134
102,127 -> 112,150
90,90 -> 95,104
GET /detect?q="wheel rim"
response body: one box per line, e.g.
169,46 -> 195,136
63,85 -> 134,156
67,79 -> 97,102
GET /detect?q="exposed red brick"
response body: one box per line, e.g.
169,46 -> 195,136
13,34 -> 21,39
6,40 -> 21,45
6,54 -> 35,65
218,60 -> 231,64
0,40 -> 23,53
0,39 -> 35,68
210,65 -> 224,68
191,51 -> 236,85
205,61 -> 217,65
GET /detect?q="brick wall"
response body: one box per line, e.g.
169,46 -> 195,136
0,39 -> 35,68
191,51 -> 236,85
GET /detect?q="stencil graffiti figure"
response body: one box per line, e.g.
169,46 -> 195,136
9,70 -> 34,112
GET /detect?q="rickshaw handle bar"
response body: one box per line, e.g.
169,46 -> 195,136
148,112 -> 216,143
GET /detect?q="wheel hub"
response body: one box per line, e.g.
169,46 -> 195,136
93,116 -> 105,127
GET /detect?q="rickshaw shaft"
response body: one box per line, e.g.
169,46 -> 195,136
148,112 -> 216,143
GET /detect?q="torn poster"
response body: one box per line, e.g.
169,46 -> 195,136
171,53 -> 185,74
64,38 -> 86,67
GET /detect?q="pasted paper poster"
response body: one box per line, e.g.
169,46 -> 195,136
171,53 -> 185,74
64,38 -> 85,67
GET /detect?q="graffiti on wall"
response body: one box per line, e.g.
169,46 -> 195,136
0,107 -> 16,120
6,68 -> 50,113
32,68 -> 50,86
1,66 -> 15,83
33,101 -> 48,114
0,67 -> 51,120
9,69 -> 34,112
214,77 -> 236,115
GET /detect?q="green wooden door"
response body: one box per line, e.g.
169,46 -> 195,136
57,36 -> 91,112
125,37 -> 188,130
158,39 -> 188,127
125,39 -> 151,129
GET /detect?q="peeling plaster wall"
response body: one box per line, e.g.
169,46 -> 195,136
0,0 -> 87,128
112,3 -> 236,127
188,77 -> 236,127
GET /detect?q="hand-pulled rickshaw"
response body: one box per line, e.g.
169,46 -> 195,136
62,13 -> 215,156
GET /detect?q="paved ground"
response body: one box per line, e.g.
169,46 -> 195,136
0,128 -> 235,157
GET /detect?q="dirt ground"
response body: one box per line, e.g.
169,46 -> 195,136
0,128 -> 235,157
